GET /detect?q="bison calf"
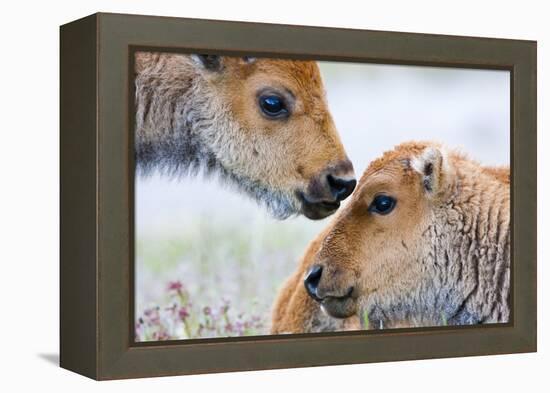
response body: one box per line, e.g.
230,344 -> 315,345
135,53 -> 355,220
272,141 -> 510,333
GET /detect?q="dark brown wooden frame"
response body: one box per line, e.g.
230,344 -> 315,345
60,12 -> 537,380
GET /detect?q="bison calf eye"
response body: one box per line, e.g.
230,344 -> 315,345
369,195 -> 396,215
258,94 -> 288,119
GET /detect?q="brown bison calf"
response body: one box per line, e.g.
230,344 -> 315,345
272,141 -> 510,333
135,53 -> 356,220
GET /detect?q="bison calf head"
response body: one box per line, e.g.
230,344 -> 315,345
304,141 -> 456,325
136,53 -> 355,220
193,55 -> 356,219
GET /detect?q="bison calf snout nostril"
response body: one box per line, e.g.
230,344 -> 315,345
304,265 -> 324,302
344,286 -> 354,298
327,174 -> 357,201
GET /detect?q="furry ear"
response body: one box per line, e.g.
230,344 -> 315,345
191,54 -> 223,71
242,56 -> 257,64
411,146 -> 447,196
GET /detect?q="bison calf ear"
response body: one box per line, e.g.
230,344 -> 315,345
191,54 -> 223,71
242,56 -> 257,64
411,146 -> 448,197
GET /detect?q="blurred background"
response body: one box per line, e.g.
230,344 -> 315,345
135,61 -> 510,341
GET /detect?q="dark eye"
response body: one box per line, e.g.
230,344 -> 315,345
369,195 -> 396,215
259,95 -> 288,118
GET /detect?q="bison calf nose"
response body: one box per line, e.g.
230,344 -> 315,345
327,174 -> 356,201
304,265 -> 324,302
299,160 -> 356,220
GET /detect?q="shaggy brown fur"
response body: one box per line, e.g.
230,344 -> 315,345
135,52 -> 354,219
272,141 -> 510,333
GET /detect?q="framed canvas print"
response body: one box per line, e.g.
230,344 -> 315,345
60,12 -> 537,380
